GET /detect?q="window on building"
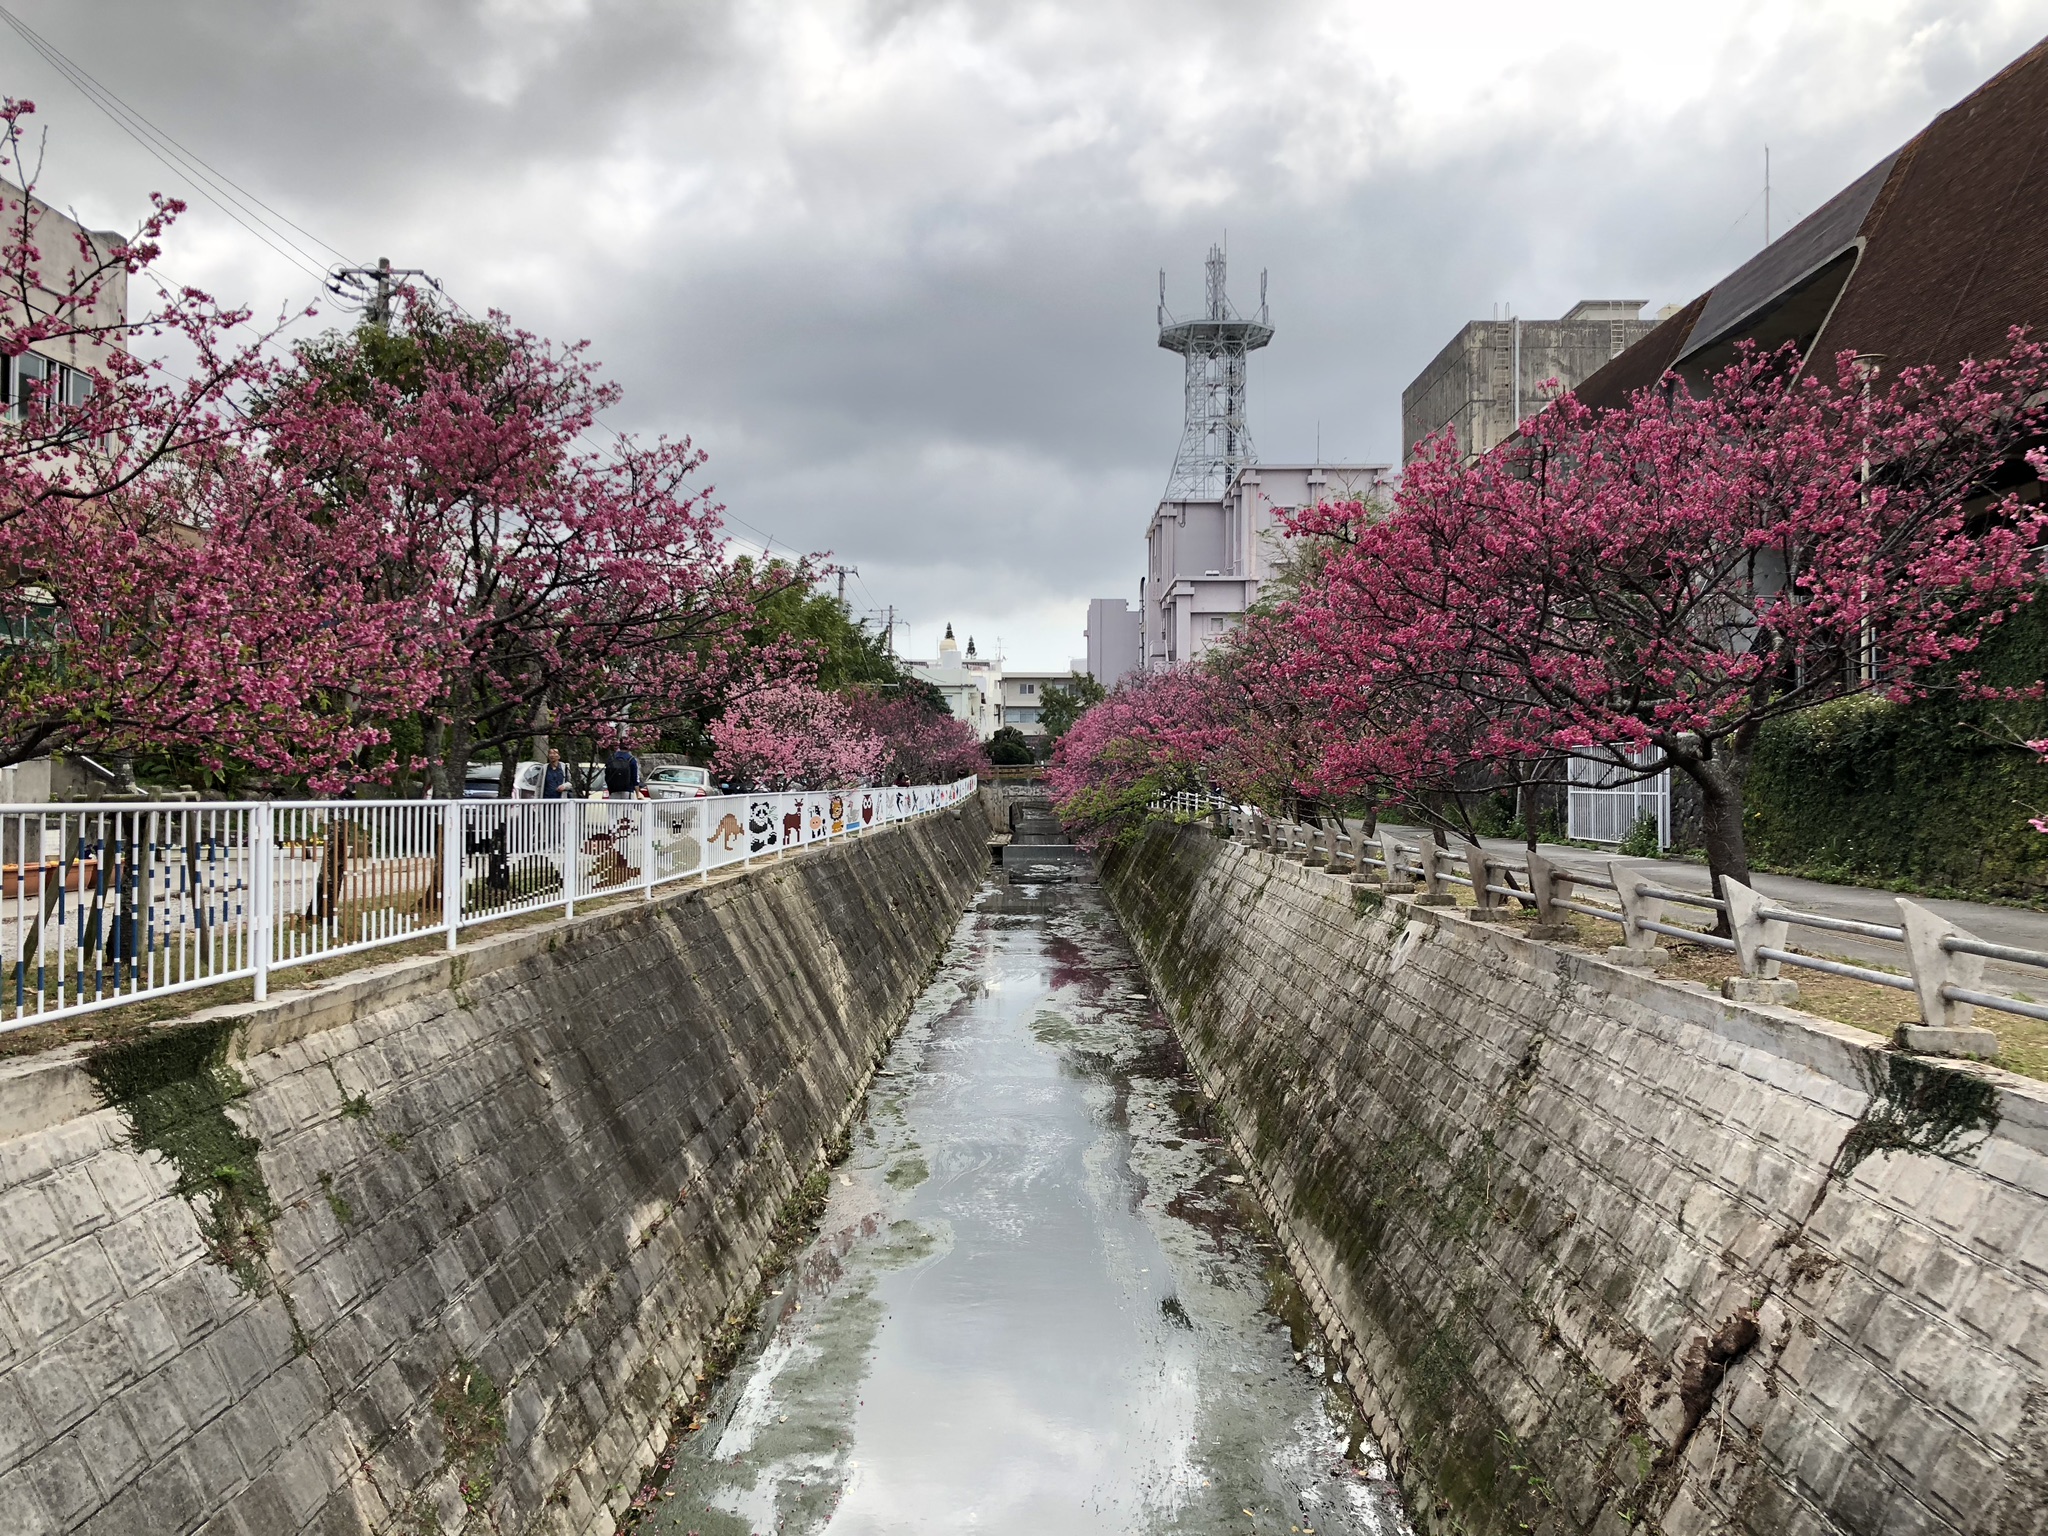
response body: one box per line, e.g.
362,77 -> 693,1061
4,353 -> 91,420
9,351 -> 51,418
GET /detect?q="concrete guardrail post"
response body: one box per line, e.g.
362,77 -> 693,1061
1380,831 -> 1415,894
1719,878 -> 1798,1004
1896,898 -> 2000,1059
1463,844 -> 1501,920
1413,838 -> 1453,907
1606,863 -> 1668,968
1522,850 -> 1574,940
1304,821 -> 1330,868
1327,822 -> 1352,874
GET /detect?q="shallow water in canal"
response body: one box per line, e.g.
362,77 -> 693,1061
643,844 -> 1409,1536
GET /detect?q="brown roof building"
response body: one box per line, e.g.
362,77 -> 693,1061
1576,35 -> 2048,410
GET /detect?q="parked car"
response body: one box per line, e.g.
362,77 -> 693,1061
463,763 -> 512,799
644,764 -> 712,800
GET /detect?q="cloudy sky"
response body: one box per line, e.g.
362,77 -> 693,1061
7,0 -> 2046,667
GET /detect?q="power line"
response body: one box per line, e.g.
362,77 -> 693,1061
0,6 -> 856,595
0,4 -> 349,283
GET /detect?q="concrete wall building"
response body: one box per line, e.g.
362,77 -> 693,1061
1143,461 -> 1390,671
907,625 -> 1001,740
1083,599 -> 1143,688
998,668 -> 1081,742
0,183 -> 128,416
1400,301 -> 1663,463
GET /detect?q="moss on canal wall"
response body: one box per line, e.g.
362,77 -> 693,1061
0,794 -> 1002,1536
1102,821 -> 2048,1536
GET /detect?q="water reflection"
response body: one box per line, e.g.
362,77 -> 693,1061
644,844 -> 1408,1536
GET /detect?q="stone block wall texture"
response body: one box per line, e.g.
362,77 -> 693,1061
1101,823 -> 2048,1536
0,795 -> 1000,1536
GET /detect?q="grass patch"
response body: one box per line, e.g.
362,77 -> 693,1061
433,1359 -> 507,1512
1437,898 -> 2048,1084
85,1021 -> 277,1292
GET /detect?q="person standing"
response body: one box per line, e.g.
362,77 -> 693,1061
604,745 -> 641,800
542,748 -> 569,800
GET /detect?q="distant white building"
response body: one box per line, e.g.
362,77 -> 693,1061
907,625 -> 1002,740
1143,462 -> 1390,670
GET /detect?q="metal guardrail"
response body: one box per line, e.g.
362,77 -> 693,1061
1151,795 -> 2047,1051
0,776 -> 978,1033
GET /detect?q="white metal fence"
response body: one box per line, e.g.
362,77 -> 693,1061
0,776 -> 977,1033
1566,749 -> 1670,848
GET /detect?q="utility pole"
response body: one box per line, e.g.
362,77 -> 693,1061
326,256 -> 440,325
820,563 -> 858,606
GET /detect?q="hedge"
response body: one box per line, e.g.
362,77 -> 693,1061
1743,603 -> 2048,903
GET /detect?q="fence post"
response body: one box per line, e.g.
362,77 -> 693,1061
1606,864 -> 1667,968
1380,831 -> 1414,894
643,801 -> 657,901
1895,898 -> 2000,1057
1326,822 -> 1350,873
1719,878 -> 1798,1003
443,799 -> 462,952
563,800 -> 578,919
251,802 -> 273,1001
1303,821 -> 1329,867
1523,850 -> 1573,940
1413,838 -> 1452,906
1463,844 -> 1500,920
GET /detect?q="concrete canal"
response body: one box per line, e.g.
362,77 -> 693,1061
642,807 -> 1410,1535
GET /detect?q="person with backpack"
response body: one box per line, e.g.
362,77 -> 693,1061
603,745 -> 641,799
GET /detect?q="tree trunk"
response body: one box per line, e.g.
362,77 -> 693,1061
529,699 -> 551,770
423,719 -> 447,799
440,678 -> 473,801
1671,741 -> 1754,922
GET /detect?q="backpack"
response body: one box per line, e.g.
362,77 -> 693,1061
604,750 -> 637,792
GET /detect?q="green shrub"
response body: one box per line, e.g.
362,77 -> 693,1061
1743,603 -> 2048,902
1618,812 -> 1661,858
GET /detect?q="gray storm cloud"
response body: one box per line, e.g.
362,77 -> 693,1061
7,0 -> 2045,663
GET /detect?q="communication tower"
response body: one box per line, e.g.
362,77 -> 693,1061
1158,245 -> 1272,500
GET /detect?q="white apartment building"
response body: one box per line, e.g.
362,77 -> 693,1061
907,625 -> 1002,740
998,668 -> 1081,742
1143,462 -> 1390,670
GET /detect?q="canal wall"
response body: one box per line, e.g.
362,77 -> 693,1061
0,792 -> 1002,1536
1102,821 -> 2048,1536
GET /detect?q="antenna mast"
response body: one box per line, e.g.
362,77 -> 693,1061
1157,245 -> 1273,500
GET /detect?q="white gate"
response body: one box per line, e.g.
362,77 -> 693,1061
1566,749 -> 1669,848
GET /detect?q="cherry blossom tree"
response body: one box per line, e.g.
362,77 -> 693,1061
1046,668 -> 1233,848
0,102 -> 435,784
849,689 -> 986,783
1278,338 -> 2048,896
269,301 -> 812,793
710,681 -> 886,789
